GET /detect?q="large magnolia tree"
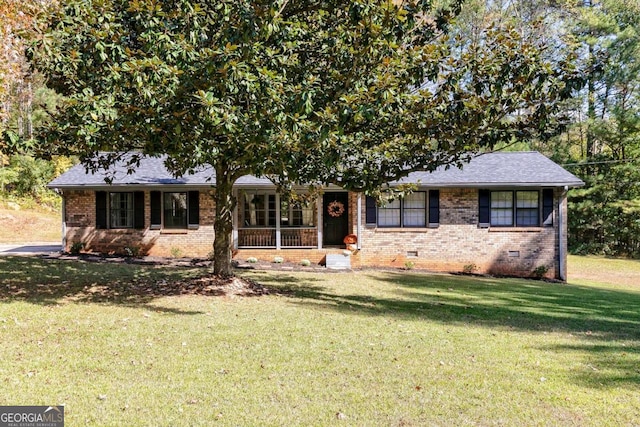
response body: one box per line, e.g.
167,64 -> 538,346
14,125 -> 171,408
28,0 -> 582,276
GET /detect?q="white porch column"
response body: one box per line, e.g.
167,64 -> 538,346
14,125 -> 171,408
232,188 -> 238,250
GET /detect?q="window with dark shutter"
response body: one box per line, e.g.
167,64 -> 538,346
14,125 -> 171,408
134,191 -> 145,229
482,190 -> 544,227
515,191 -> 539,226
150,191 -> 161,228
188,191 -> 200,227
478,189 -> 490,225
164,192 -> 187,229
365,196 -> 377,225
109,192 -> 134,228
96,191 -> 107,229
542,189 -> 554,226
429,190 -> 440,226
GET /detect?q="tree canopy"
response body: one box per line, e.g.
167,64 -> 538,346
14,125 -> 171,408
28,0 -> 582,275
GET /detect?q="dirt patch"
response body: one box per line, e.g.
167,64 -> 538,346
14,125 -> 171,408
567,256 -> 640,288
177,276 -> 272,296
0,208 -> 60,243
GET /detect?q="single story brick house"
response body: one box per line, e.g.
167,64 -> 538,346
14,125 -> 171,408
48,151 -> 583,280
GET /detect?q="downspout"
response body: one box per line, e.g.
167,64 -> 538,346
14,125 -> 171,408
356,193 -> 362,250
60,190 -> 66,252
558,187 -> 567,281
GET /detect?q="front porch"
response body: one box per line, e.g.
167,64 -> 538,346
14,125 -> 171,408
232,189 -> 360,251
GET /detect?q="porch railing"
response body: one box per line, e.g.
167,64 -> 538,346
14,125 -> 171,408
281,228 -> 318,247
238,227 -> 317,248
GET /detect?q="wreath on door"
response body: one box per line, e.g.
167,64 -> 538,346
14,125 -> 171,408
327,200 -> 345,218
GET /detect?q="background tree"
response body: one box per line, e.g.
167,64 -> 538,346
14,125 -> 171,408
452,0 -> 583,151
1,0 -> 65,205
481,0 -> 640,257
564,0 -> 640,256
1,0 -> 53,142
29,0 -> 581,276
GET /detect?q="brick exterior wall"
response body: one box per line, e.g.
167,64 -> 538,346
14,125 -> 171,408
61,187 -> 566,279
63,190 -> 215,257
355,188 -> 563,279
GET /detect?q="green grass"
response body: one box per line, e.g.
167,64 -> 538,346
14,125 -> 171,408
1,256 -> 639,426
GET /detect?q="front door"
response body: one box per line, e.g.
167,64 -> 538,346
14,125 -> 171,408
323,192 -> 349,247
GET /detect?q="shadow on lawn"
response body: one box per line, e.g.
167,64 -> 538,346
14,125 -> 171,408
4,257 -> 640,388
257,271 -> 640,337
0,256 -> 228,314
250,270 -> 640,389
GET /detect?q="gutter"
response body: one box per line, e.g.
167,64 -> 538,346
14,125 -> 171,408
386,182 -> 585,189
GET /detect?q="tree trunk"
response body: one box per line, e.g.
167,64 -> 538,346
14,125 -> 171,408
585,0 -> 596,161
212,166 -> 237,277
587,64 -> 596,159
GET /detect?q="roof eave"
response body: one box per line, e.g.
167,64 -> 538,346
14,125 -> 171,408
47,183 -> 216,191
49,181 -> 585,191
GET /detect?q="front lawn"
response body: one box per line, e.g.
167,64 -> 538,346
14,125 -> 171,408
0,256 -> 638,426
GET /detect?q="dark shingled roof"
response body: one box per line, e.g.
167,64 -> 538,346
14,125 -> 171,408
395,151 -> 584,187
48,155 -> 273,188
48,151 -> 583,189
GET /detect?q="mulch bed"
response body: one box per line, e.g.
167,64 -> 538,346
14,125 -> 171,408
168,275 -> 273,297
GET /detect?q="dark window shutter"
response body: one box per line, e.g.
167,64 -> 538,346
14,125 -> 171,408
96,191 -> 107,229
429,190 -> 440,225
542,189 -> 554,226
134,191 -> 145,229
188,191 -> 200,225
150,191 -> 162,226
478,189 -> 490,224
267,194 -> 276,227
365,196 -> 377,225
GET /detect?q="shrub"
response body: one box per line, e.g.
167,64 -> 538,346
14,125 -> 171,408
463,263 -> 478,274
124,246 -> 141,258
300,259 -> 311,267
404,261 -> 415,270
170,247 -> 183,258
273,256 -> 284,264
247,257 -> 258,263
69,241 -> 84,255
532,265 -> 549,279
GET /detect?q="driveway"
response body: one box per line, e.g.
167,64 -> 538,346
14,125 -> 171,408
0,243 -> 62,256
